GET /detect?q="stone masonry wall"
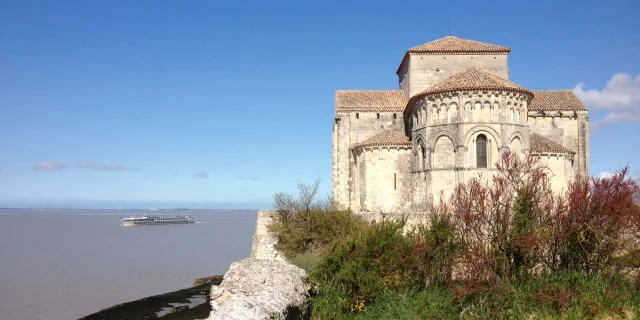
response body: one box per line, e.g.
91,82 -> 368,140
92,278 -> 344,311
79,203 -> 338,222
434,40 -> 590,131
333,111 -> 405,210
407,90 -> 531,208
398,54 -> 509,99
353,146 -> 412,212
528,110 -> 590,177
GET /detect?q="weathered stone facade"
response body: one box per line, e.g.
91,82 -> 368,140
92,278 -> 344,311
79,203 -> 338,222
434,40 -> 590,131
332,36 -> 590,212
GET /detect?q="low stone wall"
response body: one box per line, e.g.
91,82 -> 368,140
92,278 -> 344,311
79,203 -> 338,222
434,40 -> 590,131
357,211 -> 431,232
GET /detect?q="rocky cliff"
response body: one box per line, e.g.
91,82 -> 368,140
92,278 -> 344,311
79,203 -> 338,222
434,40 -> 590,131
205,210 -> 310,320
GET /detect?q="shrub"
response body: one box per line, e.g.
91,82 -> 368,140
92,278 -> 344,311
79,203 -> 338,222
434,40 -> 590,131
404,207 -> 465,287
450,151 -> 561,279
268,177 -> 365,257
313,219 -> 410,303
450,152 -> 640,280
557,166 -> 640,274
313,212 -> 465,306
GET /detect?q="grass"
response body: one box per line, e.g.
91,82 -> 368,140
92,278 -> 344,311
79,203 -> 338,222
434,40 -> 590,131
308,272 -> 640,320
289,251 -> 324,274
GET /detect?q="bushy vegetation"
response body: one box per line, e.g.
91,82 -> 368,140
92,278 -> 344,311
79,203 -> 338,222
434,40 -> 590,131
268,155 -> 640,319
268,177 -> 365,256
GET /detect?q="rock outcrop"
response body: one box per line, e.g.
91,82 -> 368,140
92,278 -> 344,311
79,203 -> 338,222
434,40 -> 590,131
206,258 -> 309,320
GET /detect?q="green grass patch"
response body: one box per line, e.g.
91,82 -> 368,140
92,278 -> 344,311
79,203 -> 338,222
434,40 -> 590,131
309,272 -> 640,320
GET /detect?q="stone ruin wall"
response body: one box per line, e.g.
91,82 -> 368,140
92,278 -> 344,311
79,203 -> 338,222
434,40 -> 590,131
250,210 -> 285,261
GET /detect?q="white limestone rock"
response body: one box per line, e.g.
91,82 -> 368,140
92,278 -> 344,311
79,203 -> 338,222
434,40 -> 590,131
206,258 -> 309,320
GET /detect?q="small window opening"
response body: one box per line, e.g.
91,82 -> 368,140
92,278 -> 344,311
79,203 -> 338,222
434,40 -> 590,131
394,173 -> 397,190
476,135 -> 488,168
393,113 -> 397,119
435,68 -> 440,72
356,113 -> 359,119
377,113 -> 380,119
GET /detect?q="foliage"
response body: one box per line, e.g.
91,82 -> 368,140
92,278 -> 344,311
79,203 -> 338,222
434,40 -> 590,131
312,219 -> 410,302
556,167 -> 640,273
271,157 -> 640,318
268,177 -> 365,257
312,213 -> 465,306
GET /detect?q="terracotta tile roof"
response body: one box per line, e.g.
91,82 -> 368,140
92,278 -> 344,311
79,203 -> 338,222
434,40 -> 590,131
529,90 -> 588,111
353,130 -> 411,149
408,36 -> 511,54
336,90 -> 406,112
420,68 -> 531,96
530,133 -> 575,154
404,68 -> 532,115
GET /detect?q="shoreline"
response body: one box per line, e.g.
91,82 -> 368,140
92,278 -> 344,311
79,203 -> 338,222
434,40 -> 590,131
80,275 -> 222,320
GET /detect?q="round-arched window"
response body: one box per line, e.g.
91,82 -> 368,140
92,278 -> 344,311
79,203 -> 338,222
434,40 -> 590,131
476,135 -> 487,168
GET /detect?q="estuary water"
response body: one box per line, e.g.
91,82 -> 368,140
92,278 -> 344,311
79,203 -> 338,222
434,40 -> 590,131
0,209 -> 257,320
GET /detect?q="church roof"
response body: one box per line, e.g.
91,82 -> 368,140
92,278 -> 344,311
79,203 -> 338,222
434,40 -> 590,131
529,90 -> 588,111
336,90 -> 406,113
404,68 -> 532,114
530,133 -> 575,155
418,68 -> 531,96
407,36 -> 511,54
353,130 -> 411,149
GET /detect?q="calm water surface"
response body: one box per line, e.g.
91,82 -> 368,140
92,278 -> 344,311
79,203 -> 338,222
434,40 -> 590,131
0,209 -> 257,320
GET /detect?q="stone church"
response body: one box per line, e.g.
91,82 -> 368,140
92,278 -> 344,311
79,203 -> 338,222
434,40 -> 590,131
332,36 -> 590,213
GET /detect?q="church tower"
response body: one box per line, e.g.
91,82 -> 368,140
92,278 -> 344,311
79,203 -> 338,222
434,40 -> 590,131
397,36 -> 511,99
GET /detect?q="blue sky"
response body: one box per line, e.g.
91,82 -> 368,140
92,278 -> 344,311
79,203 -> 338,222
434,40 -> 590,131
1,0 -> 639,209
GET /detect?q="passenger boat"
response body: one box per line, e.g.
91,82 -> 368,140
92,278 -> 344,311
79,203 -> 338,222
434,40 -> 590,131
120,214 -> 195,226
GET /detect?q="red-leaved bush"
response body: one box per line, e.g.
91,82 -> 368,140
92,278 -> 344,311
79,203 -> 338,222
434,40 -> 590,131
556,166 -> 640,273
446,151 -> 639,280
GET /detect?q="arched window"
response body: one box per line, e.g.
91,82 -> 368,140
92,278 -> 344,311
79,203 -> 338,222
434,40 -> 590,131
474,102 -> 481,121
476,135 -> 487,168
417,142 -> 426,170
449,102 -> 458,124
432,105 -> 438,124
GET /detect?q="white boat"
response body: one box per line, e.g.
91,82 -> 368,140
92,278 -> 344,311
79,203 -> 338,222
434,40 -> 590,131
120,214 -> 195,226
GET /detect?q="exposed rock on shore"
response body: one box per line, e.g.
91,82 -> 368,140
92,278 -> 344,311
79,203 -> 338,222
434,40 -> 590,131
80,275 -> 223,320
206,258 -> 309,320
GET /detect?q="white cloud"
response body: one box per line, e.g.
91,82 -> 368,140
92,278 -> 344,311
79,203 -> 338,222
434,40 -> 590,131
33,161 -> 68,171
573,73 -> 640,129
76,161 -> 139,171
237,176 -> 259,181
599,172 -> 614,179
193,171 -> 208,179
